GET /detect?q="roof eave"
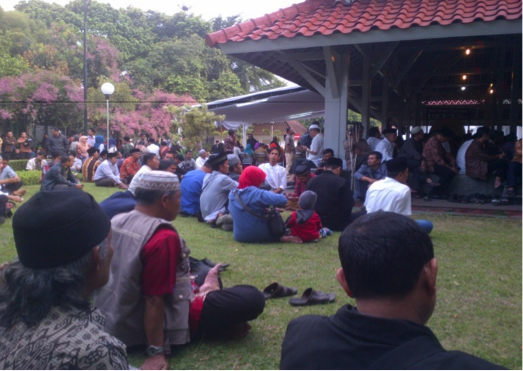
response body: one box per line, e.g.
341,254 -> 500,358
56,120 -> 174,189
214,19 -> 522,55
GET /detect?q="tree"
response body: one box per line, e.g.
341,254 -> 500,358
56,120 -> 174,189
166,104 -> 224,150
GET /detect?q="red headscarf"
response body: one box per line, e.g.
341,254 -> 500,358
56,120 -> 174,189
238,166 -> 266,189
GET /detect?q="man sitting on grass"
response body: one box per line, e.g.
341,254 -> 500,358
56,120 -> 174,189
95,171 -> 264,370
280,211 -> 503,370
94,150 -> 128,189
0,156 -> 25,196
258,147 -> 287,193
26,150 -> 47,171
40,154 -> 83,191
0,189 -> 128,369
119,148 -> 142,184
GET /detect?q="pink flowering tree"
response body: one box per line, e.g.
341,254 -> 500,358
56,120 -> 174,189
0,70 -> 83,135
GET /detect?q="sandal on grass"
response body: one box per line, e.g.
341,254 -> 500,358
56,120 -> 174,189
262,282 -> 297,300
288,288 -> 335,306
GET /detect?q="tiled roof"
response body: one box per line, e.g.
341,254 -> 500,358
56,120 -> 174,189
206,0 -> 522,46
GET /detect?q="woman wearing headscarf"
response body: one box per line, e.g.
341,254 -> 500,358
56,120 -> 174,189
228,166 -> 301,244
76,136 -> 90,160
94,135 -> 105,152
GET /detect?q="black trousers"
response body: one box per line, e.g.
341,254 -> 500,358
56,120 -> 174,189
487,159 -> 508,179
507,161 -> 522,187
431,165 -> 455,193
95,178 -> 117,187
3,181 -> 23,194
406,159 -> 429,192
0,195 -> 7,217
198,285 -> 265,335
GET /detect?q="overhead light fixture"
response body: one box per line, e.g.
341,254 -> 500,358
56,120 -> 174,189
462,75 -> 467,80
235,98 -> 268,108
490,89 -> 494,94
461,86 -> 466,91
465,48 -> 471,55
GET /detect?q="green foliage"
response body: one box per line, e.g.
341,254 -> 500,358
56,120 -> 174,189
6,160 -> 29,171
17,169 -> 41,185
166,104 -> 224,150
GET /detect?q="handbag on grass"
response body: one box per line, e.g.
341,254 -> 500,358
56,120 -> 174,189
232,190 -> 286,238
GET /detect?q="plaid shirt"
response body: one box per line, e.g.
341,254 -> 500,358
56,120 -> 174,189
119,157 -> 140,180
293,173 -> 316,198
422,136 -> 454,173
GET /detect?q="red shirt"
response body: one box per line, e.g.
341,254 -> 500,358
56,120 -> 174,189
286,211 -> 322,242
120,157 -> 141,180
292,173 -> 316,198
140,227 -> 180,296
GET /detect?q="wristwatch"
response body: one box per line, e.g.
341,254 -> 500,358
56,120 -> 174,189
147,345 -> 165,356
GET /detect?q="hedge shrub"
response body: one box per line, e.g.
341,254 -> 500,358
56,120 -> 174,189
18,170 -> 41,186
6,160 -> 29,171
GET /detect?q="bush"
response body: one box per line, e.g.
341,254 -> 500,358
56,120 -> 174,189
6,160 -> 29,171
18,170 -> 41,186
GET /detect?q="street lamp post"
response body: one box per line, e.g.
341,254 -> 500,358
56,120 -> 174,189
101,82 -> 114,147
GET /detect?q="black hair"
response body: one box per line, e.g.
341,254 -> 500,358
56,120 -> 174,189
52,152 -> 62,160
148,137 -> 155,143
268,147 -> 280,155
52,127 -> 59,132
369,151 -> 383,160
123,136 -> 130,141
211,157 -> 228,171
286,127 -> 291,133
142,152 -> 157,165
368,127 -> 381,137
135,188 -> 177,205
228,129 -> 235,136
159,159 -> 176,171
175,154 -> 184,162
323,148 -> 334,156
338,211 -> 434,299
61,154 -> 73,164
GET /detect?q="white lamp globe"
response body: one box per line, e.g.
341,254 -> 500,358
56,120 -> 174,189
101,82 -> 115,96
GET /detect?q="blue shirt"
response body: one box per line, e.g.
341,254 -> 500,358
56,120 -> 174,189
228,187 -> 287,243
354,163 -> 387,182
180,169 -> 206,215
99,191 -> 136,220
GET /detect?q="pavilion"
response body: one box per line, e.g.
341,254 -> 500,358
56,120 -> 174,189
206,0 -> 522,158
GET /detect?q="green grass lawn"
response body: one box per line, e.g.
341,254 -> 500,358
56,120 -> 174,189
1,184 -> 521,369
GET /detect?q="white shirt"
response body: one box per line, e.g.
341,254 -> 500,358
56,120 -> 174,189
375,138 -> 395,162
307,134 -> 324,165
195,156 -> 206,169
128,164 -> 152,195
94,159 -> 121,184
365,177 -> 411,216
367,137 -> 381,151
87,135 -> 95,147
457,139 -> 473,174
146,144 -> 160,157
26,158 -> 48,170
258,162 -> 287,191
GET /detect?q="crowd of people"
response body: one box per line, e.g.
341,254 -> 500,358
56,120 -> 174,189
0,124 -> 518,369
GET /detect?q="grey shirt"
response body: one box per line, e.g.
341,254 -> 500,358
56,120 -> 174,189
200,171 -> 238,221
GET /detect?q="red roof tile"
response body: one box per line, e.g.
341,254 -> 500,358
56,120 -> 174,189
206,0 -> 522,47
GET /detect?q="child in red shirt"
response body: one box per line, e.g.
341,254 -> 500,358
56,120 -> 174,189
286,190 -> 331,242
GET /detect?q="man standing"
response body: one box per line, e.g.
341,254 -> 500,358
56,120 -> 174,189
128,152 -> 160,195
364,158 -> 433,234
95,172 -> 264,370
200,153 -> 238,225
258,148 -> 287,193
1,131 -> 16,159
47,127 -> 69,157
119,148 -> 142,184
306,157 -> 356,231
246,133 -> 258,150
224,130 -> 236,154
181,150 -> 197,172
41,154 -> 84,191
366,127 -> 381,151
94,151 -> 128,189
0,189 -> 129,369
374,127 -> 398,162
280,212 -> 502,370
304,123 -> 324,167
86,127 -> 96,147
353,151 -> 387,201
0,157 -> 25,195
284,127 -> 296,180
195,149 -> 208,169
120,136 -> 134,158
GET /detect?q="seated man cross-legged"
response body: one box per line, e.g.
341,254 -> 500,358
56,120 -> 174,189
95,171 -> 264,370
258,148 -> 287,193
94,150 -> 128,189
280,212 -> 503,370
364,158 -> 433,234
353,151 -> 387,201
40,154 -> 84,191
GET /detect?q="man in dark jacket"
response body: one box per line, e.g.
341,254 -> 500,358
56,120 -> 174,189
41,154 -> 83,191
47,127 -> 69,157
280,212 -> 503,370
306,157 -> 357,231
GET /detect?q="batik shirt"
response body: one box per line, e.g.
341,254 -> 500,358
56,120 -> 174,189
0,306 -> 128,370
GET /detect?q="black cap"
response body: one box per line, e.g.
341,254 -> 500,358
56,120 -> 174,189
12,189 -> 111,269
205,152 -> 228,167
295,164 -> 310,176
385,158 -> 408,173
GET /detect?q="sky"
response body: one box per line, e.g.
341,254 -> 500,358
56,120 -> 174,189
2,0 -> 299,21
